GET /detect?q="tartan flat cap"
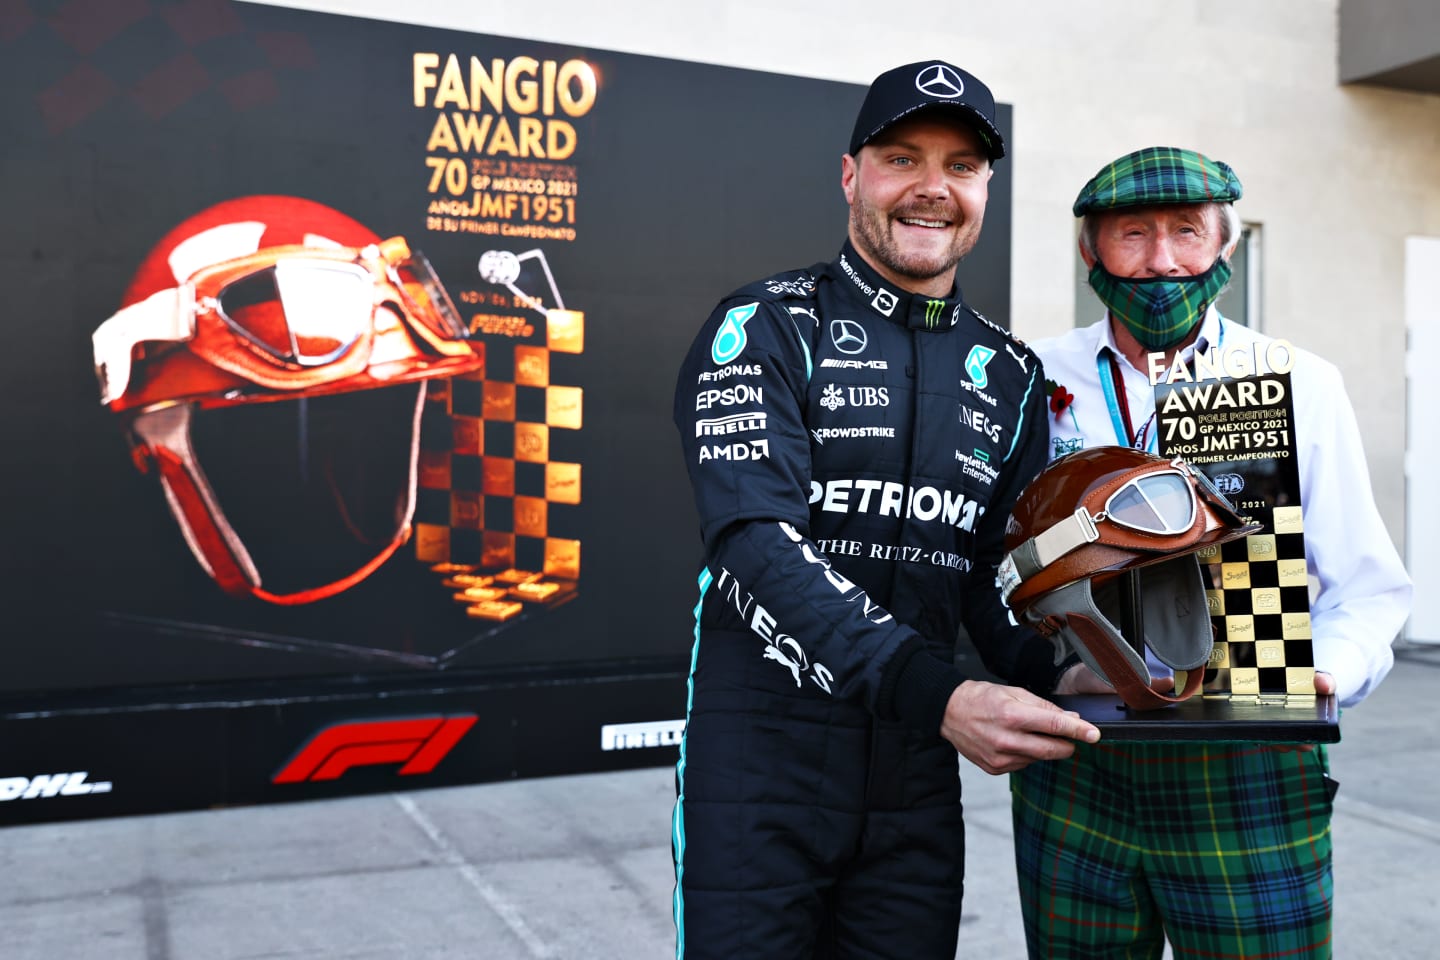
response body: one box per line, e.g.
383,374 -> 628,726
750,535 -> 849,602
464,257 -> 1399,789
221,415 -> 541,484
1072,147 -> 1242,216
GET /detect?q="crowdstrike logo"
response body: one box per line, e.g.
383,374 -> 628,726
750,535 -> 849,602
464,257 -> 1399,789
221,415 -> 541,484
916,63 -> 965,99
811,426 -> 896,444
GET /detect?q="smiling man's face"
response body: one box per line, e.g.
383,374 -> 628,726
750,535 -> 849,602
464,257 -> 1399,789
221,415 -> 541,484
841,114 -> 993,298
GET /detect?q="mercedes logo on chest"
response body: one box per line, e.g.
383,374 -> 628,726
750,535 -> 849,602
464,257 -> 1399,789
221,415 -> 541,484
830,319 -> 869,355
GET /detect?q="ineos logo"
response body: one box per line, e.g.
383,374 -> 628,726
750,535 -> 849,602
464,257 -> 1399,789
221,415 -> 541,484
830,319 -> 868,355
915,64 -> 965,100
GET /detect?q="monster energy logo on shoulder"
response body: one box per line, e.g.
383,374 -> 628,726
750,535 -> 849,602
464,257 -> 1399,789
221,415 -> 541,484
923,299 -> 945,330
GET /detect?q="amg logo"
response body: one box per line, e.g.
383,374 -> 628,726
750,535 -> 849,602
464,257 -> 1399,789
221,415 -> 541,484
820,359 -> 889,370
600,720 -> 686,751
697,413 -> 767,437
0,772 -> 112,802
699,439 -> 770,462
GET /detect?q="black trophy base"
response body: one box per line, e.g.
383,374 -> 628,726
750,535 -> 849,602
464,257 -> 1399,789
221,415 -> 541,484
1054,694 -> 1339,743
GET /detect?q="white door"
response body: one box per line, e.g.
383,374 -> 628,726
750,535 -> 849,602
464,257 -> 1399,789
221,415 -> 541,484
1406,237 -> 1440,642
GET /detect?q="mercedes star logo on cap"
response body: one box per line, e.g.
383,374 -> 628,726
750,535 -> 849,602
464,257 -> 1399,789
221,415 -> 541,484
915,64 -> 965,100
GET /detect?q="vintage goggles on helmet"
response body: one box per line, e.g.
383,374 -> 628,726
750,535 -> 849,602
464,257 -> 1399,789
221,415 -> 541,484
997,448 -> 1260,711
999,457 -> 1241,606
93,237 -> 477,412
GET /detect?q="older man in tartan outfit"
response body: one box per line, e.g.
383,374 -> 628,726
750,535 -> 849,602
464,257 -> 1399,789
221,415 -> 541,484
1010,147 -> 1413,959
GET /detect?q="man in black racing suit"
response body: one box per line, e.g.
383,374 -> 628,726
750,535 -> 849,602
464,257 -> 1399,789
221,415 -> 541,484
671,61 -> 1100,959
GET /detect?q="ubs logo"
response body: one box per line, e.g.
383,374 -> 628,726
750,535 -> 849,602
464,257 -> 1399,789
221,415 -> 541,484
830,319 -> 868,355
915,63 -> 965,100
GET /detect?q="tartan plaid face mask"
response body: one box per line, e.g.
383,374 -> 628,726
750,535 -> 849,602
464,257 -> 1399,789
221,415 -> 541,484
1088,256 -> 1231,351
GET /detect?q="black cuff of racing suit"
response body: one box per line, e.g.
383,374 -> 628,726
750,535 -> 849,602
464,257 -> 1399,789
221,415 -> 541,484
1013,637 -> 1081,698
879,636 -> 968,736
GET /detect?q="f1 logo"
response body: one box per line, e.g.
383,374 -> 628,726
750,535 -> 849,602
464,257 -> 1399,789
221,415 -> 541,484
272,715 -> 477,784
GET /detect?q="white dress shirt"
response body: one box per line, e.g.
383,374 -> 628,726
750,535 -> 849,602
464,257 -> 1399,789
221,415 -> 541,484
1031,308 -> 1412,706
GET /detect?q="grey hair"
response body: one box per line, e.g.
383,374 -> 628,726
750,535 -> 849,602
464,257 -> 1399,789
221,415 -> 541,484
1078,202 -> 1242,263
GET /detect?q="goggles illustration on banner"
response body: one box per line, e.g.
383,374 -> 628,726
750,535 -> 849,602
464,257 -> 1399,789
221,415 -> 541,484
91,196 -> 485,606
999,447 -> 1260,711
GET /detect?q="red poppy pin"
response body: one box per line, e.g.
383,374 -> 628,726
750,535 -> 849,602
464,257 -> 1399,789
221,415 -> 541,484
1045,379 -> 1074,422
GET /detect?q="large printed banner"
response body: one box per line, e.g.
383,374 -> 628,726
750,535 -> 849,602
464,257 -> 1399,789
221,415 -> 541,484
0,0 -> 1011,821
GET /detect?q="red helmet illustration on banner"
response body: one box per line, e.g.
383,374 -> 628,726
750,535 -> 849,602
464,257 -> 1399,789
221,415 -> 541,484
91,195 -> 484,605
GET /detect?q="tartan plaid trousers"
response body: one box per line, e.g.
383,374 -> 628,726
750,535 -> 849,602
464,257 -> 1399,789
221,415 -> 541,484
1011,742 -> 1334,959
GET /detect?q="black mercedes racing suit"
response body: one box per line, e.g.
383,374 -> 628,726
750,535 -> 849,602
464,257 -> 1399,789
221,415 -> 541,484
671,241 -> 1060,959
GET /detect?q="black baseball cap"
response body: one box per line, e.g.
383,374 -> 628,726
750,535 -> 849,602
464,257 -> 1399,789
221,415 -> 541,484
848,60 -> 1006,160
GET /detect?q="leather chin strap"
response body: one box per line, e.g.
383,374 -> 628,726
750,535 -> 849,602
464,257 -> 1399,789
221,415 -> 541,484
1063,612 -> 1206,711
129,389 -> 423,606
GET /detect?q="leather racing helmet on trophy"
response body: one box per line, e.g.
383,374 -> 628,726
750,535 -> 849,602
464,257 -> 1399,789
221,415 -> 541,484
91,195 -> 484,605
997,446 -> 1261,710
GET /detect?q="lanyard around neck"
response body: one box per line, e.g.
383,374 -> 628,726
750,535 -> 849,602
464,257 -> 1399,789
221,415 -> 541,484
1098,350 -> 1157,452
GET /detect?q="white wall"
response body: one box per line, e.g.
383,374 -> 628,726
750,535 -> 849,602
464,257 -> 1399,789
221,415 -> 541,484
250,0 -> 1439,575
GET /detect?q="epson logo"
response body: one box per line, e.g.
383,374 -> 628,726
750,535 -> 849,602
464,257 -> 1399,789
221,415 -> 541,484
698,363 -> 762,383
697,413 -> 767,437
699,439 -> 770,463
695,384 -> 763,410
820,359 -> 889,370
808,479 -> 981,531
0,772 -> 112,802
600,720 -> 685,751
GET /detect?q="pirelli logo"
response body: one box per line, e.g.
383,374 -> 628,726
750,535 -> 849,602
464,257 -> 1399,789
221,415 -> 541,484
696,412 -> 767,437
